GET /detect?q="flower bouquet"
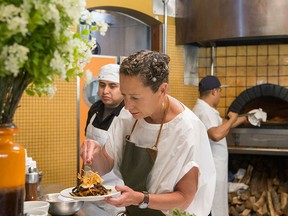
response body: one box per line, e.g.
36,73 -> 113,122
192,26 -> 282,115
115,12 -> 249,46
0,0 -> 97,125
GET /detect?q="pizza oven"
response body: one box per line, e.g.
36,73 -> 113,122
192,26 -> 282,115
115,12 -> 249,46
227,83 -> 288,155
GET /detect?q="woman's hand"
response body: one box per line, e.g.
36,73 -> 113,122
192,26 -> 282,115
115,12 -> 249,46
80,139 -> 101,165
104,185 -> 143,207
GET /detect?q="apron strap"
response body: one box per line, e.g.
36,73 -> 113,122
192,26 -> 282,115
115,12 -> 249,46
152,97 -> 170,150
126,120 -> 138,141
127,97 -> 170,150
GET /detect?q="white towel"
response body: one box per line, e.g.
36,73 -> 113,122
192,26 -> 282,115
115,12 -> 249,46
248,108 -> 267,127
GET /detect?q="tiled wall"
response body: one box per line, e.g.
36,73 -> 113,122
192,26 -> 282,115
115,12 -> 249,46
14,79 -> 78,188
197,44 -> 288,117
167,25 -> 197,109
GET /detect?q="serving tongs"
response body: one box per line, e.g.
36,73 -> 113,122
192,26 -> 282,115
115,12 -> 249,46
78,164 -> 92,185
83,164 -> 92,171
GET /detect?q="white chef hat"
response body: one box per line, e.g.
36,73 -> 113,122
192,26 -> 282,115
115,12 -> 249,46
98,64 -> 120,83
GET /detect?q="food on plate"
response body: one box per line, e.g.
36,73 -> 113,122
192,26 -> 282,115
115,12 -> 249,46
70,170 -> 112,197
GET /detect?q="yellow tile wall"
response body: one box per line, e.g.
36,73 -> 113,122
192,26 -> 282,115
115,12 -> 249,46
167,25 -> 198,108
198,44 -> 288,117
14,78 -> 78,188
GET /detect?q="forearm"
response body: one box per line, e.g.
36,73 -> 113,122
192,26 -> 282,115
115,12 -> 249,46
232,116 -> 247,128
208,118 -> 235,141
139,167 -> 198,211
129,191 -> 193,211
148,191 -> 195,211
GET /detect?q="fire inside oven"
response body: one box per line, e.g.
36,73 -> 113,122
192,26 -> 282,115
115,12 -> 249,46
227,83 -> 288,155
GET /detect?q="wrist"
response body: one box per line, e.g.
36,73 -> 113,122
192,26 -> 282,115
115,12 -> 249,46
133,191 -> 143,206
138,191 -> 149,209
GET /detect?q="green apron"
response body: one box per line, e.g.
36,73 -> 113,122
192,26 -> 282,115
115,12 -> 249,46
120,99 -> 170,216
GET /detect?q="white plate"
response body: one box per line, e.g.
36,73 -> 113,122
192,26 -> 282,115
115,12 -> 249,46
60,185 -> 120,201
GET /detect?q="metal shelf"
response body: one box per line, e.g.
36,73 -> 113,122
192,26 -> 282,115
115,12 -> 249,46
228,146 -> 288,156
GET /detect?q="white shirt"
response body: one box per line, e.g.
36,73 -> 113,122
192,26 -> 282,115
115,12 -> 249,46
105,105 -> 216,216
193,98 -> 229,216
86,113 -> 125,215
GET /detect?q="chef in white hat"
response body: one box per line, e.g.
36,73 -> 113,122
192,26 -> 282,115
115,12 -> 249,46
84,63 -> 125,215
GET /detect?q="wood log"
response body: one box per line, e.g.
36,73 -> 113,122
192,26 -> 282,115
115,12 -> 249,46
232,197 -> 243,205
249,170 -> 261,197
239,209 -> 251,216
240,165 -> 254,185
253,191 -> 266,212
244,196 -> 256,210
240,190 -> 251,201
278,181 -> 288,193
235,204 -> 245,213
229,191 -> 238,203
280,192 -> 288,212
282,204 -> 288,216
229,206 -> 240,216
272,176 -> 280,187
260,173 -> 269,191
267,191 -> 279,216
267,178 -> 274,192
256,203 -> 268,216
271,189 -> 281,215
228,156 -> 288,215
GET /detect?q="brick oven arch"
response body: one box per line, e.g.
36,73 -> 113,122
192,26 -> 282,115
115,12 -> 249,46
229,83 -> 288,115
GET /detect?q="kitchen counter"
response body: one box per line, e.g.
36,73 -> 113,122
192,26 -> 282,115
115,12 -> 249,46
41,184 -> 113,216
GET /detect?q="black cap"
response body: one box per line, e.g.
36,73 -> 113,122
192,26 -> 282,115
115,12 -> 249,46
199,76 -> 221,93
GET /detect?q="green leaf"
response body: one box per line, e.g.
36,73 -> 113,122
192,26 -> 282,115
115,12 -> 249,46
90,26 -> 99,31
25,88 -> 35,96
81,29 -> 90,35
171,208 -> 195,216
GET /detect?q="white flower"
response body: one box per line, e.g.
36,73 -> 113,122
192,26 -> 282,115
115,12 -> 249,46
44,4 -> 60,24
97,21 -> 109,36
80,10 -> 91,24
46,85 -> 57,98
87,37 -> 97,51
7,16 -> 28,35
35,85 -> 57,99
50,50 -> 66,79
80,10 -> 109,36
0,4 -> 21,21
0,4 -> 28,36
1,43 -> 29,76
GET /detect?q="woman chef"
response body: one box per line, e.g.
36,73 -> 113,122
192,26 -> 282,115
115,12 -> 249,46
81,50 -> 216,216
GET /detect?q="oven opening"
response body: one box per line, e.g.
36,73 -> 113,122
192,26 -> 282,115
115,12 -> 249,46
240,96 -> 288,129
227,83 -> 288,155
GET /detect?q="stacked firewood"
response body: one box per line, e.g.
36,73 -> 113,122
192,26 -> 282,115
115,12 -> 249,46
228,155 -> 288,216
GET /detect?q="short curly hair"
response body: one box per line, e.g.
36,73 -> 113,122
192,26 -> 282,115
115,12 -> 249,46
120,50 -> 170,93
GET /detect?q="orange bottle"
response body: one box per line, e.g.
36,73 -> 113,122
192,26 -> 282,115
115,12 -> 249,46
0,124 -> 25,216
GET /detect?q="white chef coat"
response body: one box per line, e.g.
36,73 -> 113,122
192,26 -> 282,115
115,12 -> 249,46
86,113 -> 125,215
193,98 -> 229,216
105,105 -> 216,216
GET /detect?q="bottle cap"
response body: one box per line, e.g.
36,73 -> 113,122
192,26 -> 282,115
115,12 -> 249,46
26,172 -> 39,183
